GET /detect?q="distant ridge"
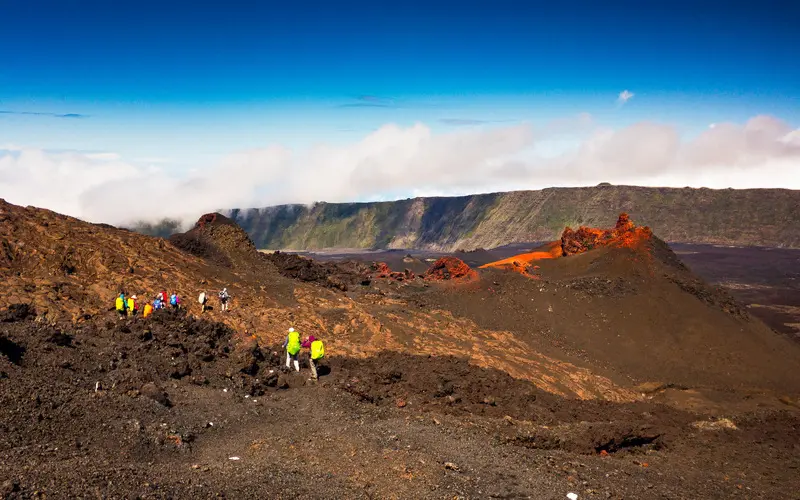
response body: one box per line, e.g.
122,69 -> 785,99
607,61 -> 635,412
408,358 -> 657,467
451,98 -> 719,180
220,185 -> 800,251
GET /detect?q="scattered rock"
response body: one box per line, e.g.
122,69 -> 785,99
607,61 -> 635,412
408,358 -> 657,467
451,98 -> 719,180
141,382 -> 172,407
2,479 -> 21,495
45,329 -> 73,347
0,303 -> 35,323
691,418 -> 738,431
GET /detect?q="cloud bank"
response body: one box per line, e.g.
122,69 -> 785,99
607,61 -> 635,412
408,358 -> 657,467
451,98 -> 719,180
1,114 -> 798,227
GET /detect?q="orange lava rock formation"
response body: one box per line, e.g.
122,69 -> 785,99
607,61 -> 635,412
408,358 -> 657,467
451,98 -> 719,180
478,214 -> 652,277
479,241 -> 562,277
561,213 -> 653,256
423,257 -> 478,282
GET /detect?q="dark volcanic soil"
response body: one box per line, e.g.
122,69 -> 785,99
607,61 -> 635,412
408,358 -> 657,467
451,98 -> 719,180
263,251 -> 370,291
306,242 -> 800,339
672,244 -> 800,339
415,244 -> 800,397
2,309 -> 800,498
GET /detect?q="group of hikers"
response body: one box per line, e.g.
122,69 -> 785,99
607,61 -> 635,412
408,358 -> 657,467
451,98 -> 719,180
114,288 -> 231,319
283,327 -> 325,380
114,289 -> 326,380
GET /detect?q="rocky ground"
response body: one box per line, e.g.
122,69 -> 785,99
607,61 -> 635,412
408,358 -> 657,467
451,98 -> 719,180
2,310 -> 799,499
3,200 -> 800,498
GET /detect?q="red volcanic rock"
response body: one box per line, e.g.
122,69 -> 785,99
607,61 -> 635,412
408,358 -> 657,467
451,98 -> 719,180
561,213 -> 652,257
372,262 -> 392,278
423,257 -> 478,282
371,262 -> 415,281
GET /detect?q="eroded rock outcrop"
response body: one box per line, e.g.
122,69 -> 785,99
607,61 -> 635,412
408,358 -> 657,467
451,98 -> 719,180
561,213 -> 653,256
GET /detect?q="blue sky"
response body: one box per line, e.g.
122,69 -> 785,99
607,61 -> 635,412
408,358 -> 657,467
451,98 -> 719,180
1,0 -> 799,223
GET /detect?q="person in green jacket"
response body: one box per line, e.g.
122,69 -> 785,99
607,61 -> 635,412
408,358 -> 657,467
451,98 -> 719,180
282,327 -> 301,372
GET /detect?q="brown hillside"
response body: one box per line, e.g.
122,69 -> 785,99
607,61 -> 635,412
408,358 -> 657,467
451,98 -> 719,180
0,200 -> 628,399
4,200 -> 798,398
4,200 -> 800,497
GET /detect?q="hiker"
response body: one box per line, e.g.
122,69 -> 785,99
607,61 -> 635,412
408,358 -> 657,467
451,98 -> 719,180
303,335 -> 325,380
198,291 -> 208,312
219,288 -> 230,312
283,327 -> 301,372
153,295 -> 164,311
159,289 -> 168,303
115,293 -> 127,320
127,295 -> 138,316
169,293 -> 181,310
142,301 -> 154,318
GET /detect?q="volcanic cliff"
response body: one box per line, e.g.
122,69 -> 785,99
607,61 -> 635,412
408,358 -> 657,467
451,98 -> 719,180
213,185 -> 800,251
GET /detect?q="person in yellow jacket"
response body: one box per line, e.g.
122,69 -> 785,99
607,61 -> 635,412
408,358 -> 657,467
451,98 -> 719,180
127,295 -> 138,316
142,302 -> 154,318
115,293 -> 127,320
302,335 -> 325,380
282,327 -> 302,372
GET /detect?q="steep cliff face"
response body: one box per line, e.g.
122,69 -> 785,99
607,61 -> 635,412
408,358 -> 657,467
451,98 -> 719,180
227,185 -> 800,251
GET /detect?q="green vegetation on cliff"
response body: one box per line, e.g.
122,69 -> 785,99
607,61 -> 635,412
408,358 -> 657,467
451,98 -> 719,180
150,185 -> 800,251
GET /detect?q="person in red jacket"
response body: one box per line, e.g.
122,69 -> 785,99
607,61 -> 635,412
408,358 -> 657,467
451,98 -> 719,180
301,335 -> 316,349
302,335 -> 323,380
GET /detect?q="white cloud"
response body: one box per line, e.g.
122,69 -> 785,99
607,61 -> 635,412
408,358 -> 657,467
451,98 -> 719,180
1,114 -> 798,227
0,147 -> 139,218
781,129 -> 800,146
523,115 -> 800,188
617,90 -> 635,106
84,152 -> 122,161
134,157 -> 174,164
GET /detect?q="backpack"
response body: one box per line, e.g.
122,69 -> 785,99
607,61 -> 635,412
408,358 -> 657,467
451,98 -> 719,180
115,297 -> 125,311
198,292 -> 206,304
286,331 -> 302,356
170,294 -> 178,306
310,340 -> 325,360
